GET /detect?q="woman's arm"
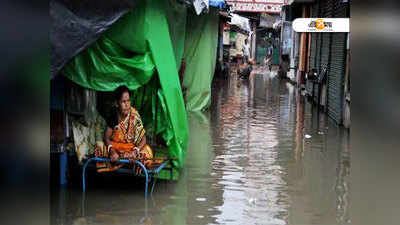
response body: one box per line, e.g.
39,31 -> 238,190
104,127 -> 113,147
104,127 -> 119,162
137,135 -> 146,150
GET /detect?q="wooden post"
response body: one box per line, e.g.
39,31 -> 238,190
297,5 -> 308,86
306,32 -> 312,73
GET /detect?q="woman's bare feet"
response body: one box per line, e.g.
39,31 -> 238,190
110,150 -> 119,162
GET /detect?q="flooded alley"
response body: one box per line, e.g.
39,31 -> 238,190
51,67 -> 350,225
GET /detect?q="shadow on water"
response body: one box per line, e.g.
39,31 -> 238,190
51,66 -> 350,225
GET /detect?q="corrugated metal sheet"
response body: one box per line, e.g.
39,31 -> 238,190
308,1 -> 319,72
315,33 -> 322,74
326,0 -> 348,124
320,0 -> 333,70
314,0 -> 322,74
313,0 -> 332,104
305,0 -> 348,124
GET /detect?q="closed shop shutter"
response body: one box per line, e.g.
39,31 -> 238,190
309,35 -> 316,71
314,0 -> 323,74
326,0 -> 348,124
315,33 -> 322,74
313,0 -> 333,103
308,1 -> 320,72
308,3 -> 319,70
320,0 -> 333,70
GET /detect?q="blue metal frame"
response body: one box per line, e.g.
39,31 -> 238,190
82,157 -> 171,198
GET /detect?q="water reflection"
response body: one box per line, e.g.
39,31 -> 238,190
209,69 -> 350,225
210,72 -> 287,225
335,131 -> 351,224
52,66 -> 350,225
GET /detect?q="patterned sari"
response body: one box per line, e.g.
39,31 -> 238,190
94,107 -> 153,173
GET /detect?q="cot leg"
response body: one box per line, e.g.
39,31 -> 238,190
151,177 -> 158,196
82,158 -> 95,192
134,161 -> 149,199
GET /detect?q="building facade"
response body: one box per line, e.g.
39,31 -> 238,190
281,0 -> 350,127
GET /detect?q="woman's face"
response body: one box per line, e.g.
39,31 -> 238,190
118,91 -> 130,116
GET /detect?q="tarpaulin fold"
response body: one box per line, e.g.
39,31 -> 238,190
50,0 -> 138,79
182,9 -> 219,111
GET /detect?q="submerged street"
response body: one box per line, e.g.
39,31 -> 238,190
52,67 -> 350,225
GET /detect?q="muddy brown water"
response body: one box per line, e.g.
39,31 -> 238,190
51,67 -> 350,225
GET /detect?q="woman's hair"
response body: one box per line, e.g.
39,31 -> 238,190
113,85 -> 130,101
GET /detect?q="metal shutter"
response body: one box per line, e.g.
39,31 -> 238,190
313,0 -> 333,103
315,0 -> 322,75
308,1 -> 319,72
326,0 -> 348,124
320,0 -> 334,71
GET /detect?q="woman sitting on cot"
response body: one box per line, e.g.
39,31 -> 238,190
94,85 -> 153,173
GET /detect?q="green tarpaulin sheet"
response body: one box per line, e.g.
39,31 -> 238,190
166,0 -> 187,70
182,9 -> 219,111
62,0 -> 189,178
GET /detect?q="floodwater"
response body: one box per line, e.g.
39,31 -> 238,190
51,66 -> 350,225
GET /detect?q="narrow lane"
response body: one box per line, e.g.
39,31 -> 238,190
52,66 -> 350,225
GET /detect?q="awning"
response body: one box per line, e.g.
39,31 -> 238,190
228,13 -> 251,32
